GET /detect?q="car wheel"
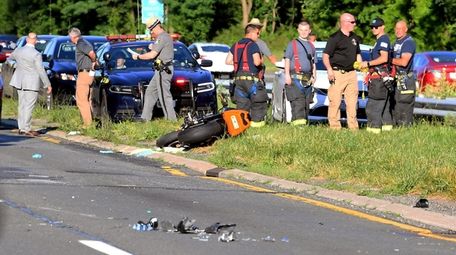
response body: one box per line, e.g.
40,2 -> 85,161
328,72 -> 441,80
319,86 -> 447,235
178,120 -> 225,146
156,130 -> 180,148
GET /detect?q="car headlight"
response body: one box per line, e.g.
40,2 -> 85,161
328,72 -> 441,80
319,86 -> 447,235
109,85 -> 133,94
196,82 -> 215,93
59,73 -> 76,81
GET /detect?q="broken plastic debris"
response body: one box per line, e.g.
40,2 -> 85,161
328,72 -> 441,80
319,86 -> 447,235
177,217 -> 198,233
67,131 -> 81,136
204,222 -> 237,234
160,220 -> 175,232
261,235 -> 276,242
32,153 -> 42,159
132,218 -> 158,232
218,231 -> 236,242
132,149 -> 154,157
281,236 -> 289,243
99,150 -> 114,154
414,198 -> 429,208
193,232 -> 210,242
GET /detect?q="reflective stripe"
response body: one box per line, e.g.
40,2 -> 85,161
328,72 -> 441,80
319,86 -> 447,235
366,127 -> 381,134
235,76 -> 259,82
400,90 -> 415,94
250,121 -> 265,128
291,119 -> 307,126
382,125 -> 393,131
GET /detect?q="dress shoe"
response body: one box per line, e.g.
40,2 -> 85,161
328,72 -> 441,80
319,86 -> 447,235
19,130 -> 40,137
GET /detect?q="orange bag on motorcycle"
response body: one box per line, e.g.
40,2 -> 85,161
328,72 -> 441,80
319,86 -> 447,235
222,109 -> 251,137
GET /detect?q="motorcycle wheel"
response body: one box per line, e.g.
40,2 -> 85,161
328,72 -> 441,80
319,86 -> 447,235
178,120 -> 225,146
156,130 -> 180,148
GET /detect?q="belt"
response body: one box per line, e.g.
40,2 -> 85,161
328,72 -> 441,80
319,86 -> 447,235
78,69 -> 91,72
332,67 -> 354,74
235,75 -> 259,82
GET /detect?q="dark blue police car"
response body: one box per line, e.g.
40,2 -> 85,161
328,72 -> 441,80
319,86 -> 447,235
42,35 -> 107,102
92,38 -> 217,121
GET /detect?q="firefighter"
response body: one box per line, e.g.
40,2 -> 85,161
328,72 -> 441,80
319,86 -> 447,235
284,21 -> 316,126
391,20 -> 416,126
225,24 -> 268,127
361,17 -> 394,133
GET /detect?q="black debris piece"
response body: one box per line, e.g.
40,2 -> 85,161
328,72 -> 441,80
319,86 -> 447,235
414,198 -> 429,208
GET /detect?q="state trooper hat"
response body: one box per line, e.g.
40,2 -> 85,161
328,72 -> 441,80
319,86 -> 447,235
146,17 -> 161,30
370,17 -> 385,27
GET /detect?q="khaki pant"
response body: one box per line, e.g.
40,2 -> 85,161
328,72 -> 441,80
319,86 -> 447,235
328,70 -> 358,129
76,71 -> 94,126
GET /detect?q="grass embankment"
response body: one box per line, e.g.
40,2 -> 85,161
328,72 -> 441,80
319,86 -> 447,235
2,97 -> 456,200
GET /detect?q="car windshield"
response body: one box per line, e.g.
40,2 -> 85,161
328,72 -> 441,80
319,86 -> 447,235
57,43 -> 76,59
201,45 -> 229,53
36,39 -> 51,52
108,44 -> 198,70
429,53 -> 456,63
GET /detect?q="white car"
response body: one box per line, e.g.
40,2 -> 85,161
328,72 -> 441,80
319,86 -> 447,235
272,41 -> 372,123
188,42 -> 234,87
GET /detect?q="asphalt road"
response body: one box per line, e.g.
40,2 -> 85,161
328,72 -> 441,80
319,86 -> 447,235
1,128 -> 455,255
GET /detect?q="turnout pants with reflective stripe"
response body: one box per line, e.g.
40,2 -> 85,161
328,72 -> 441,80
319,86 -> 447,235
285,79 -> 312,121
393,77 -> 415,126
366,78 -> 393,129
328,70 -> 359,129
141,67 -> 177,121
234,79 -> 268,122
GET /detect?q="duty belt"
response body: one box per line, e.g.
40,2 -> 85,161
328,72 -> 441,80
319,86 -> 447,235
235,75 -> 260,82
332,67 -> 354,74
291,73 -> 311,82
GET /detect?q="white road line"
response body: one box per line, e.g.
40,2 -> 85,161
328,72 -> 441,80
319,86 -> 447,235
79,240 -> 133,255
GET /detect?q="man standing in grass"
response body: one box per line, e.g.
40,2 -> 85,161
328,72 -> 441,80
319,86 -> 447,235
391,20 -> 416,126
323,13 -> 362,130
361,17 -> 393,133
226,24 -> 267,128
284,21 -> 316,126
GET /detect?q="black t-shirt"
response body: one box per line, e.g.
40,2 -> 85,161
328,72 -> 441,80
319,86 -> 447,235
323,30 -> 361,71
230,38 -> 261,74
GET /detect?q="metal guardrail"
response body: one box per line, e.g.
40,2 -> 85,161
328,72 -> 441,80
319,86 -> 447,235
414,97 -> 456,117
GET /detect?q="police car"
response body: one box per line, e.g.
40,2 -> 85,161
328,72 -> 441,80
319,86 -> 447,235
272,41 -> 372,123
92,35 -> 217,120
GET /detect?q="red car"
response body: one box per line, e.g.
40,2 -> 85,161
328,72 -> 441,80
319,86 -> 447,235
413,51 -> 456,92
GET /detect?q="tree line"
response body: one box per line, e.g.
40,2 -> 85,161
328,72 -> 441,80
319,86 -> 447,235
0,0 -> 454,51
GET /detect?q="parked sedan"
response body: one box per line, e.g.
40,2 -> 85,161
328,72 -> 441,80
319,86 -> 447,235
413,51 -> 456,93
188,42 -> 234,87
91,40 -> 217,121
272,41 -> 372,123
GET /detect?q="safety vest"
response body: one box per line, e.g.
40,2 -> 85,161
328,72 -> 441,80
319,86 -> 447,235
292,39 -> 313,74
233,40 -> 254,74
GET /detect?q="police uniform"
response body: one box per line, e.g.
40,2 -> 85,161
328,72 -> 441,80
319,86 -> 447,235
366,18 -> 393,133
392,34 -> 416,126
141,25 -> 177,121
230,38 -> 268,125
284,38 -> 316,125
324,30 -> 361,129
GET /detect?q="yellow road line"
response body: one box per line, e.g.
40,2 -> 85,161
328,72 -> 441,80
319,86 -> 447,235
40,136 -> 61,144
202,176 -> 456,243
161,166 -> 187,177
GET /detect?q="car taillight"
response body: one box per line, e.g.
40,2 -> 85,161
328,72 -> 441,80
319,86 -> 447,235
173,78 -> 190,92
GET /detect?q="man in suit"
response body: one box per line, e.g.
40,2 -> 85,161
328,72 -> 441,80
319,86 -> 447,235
9,32 -> 52,137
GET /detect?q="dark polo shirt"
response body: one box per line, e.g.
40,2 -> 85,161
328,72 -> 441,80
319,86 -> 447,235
324,30 -> 361,71
75,37 -> 94,70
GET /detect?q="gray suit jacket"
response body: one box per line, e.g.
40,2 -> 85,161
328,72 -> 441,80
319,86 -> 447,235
9,44 -> 50,91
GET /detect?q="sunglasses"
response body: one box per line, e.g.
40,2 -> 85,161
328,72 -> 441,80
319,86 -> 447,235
346,20 -> 356,24
371,26 -> 379,29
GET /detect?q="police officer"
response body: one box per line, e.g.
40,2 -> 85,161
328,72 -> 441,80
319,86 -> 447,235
391,20 -> 416,126
284,21 -> 316,126
361,17 -> 393,133
323,13 -> 362,130
225,24 -> 267,127
132,17 -> 177,121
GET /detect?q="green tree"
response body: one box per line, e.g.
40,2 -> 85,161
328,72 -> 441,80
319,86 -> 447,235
165,0 -> 216,44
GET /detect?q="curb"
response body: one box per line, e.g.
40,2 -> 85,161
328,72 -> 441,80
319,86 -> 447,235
46,129 -> 456,232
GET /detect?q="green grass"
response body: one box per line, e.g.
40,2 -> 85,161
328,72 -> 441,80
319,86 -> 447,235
2,97 -> 456,200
